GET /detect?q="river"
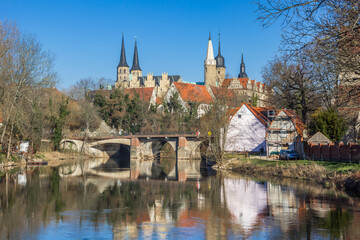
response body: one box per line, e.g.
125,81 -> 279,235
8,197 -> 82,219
0,158 -> 360,239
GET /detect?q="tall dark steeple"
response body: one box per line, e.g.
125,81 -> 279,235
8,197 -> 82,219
131,38 -> 141,71
238,53 -> 248,78
215,32 -> 225,68
118,34 -> 128,68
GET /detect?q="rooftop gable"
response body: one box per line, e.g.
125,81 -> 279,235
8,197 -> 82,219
279,109 -> 306,137
228,103 -> 271,126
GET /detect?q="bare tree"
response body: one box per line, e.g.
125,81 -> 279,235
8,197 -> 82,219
66,77 -> 96,101
78,101 -> 101,153
256,0 -> 360,96
0,21 -> 57,154
262,53 -> 322,124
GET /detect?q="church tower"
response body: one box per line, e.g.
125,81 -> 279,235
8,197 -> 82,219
204,33 -> 217,88
130,38 -> 142,82
215,33 -> 225,86
116,34 -> 129,88
238,53 -> 248,78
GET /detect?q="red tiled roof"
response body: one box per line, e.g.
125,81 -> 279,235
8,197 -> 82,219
228,103 -> 272,126
282,109 -> 306,137
156,97 -> 163,105
0,109 -> 3,123
124,87 -> 154,102
227,107 -> 240,121
173,82 -> 213,104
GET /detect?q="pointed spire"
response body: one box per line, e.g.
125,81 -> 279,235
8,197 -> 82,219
218,32 -> 221,55
118,33 -> 128,68
215,32 -> 225,68
131,37 -> 141,71
205,33 -> 215,63
209,32 -> 211,40
238,52 -> 248,78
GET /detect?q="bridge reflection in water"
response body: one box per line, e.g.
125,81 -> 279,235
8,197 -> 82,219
60,135 -> 212,181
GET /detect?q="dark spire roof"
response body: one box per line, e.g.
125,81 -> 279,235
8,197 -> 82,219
215,32 -> 225,68
238,53 -> 248,78
118,34 -> 129,68
131,38 -> 141,71
209,32 -> 211,40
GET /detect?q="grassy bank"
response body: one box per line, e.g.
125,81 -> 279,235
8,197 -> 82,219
216,156 -> 360,195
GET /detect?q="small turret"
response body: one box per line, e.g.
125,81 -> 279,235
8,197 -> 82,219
215,33 -> 225,68
238,53 -> 248,78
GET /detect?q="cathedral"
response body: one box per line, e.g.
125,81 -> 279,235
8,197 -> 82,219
114,33 -> 270,106
115,34 -> 182,97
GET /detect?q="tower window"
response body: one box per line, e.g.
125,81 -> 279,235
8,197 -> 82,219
205,67 -> 207,73
124,69 -> 126,73
218,71 -> 220,74
120,69 -> 122,74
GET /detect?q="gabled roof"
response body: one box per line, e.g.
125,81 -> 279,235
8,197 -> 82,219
222,78 -> 249,88
173,82 -> 213,104
123,87 -> 154,102
228,103 -> 271,126
307,132 -> 332,144
281,109 -> 306,137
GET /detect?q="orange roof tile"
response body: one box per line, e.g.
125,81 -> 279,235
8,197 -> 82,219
173,82 -> 213,104
0,109 -> 2,123
282,109 -> 306,137
227,104 -> 272,126
155,97 -> 163,105
124,87 -> 154,102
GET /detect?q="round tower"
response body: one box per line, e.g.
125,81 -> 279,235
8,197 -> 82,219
215,33 -> 226,87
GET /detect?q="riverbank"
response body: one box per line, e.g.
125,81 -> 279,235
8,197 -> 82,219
214,157 -> 360,195
0,151 -> 89,168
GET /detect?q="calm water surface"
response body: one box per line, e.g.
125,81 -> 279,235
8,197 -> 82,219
1,159 -> 360,239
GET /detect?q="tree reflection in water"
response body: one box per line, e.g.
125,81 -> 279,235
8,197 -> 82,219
0,166 -> 359,239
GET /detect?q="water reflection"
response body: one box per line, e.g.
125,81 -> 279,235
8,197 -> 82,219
0,162 -> 360,239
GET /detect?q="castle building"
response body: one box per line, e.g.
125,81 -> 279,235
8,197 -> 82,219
115,35 -> 182,97
204,34 -> 270,107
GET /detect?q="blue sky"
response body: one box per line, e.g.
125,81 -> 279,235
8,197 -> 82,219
0,0 -> 282,89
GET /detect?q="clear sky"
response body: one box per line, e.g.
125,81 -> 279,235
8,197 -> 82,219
0,0 -> 282,88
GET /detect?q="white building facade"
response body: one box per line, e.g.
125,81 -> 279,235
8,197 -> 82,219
225,104 -> 268,153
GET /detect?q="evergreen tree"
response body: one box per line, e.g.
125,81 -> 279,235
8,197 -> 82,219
50,97 -> 70,150
309,108 -> 347,142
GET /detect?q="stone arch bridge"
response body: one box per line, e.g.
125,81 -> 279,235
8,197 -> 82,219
60,134 -> 208,181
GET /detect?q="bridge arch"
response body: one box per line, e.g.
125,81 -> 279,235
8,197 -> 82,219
151,139 -> 177,178
59,139 -> 83,152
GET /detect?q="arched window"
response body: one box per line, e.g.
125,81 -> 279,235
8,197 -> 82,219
119,69 -> 122,74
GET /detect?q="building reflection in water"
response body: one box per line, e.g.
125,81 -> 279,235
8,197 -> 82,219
0,160 -> 359,239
